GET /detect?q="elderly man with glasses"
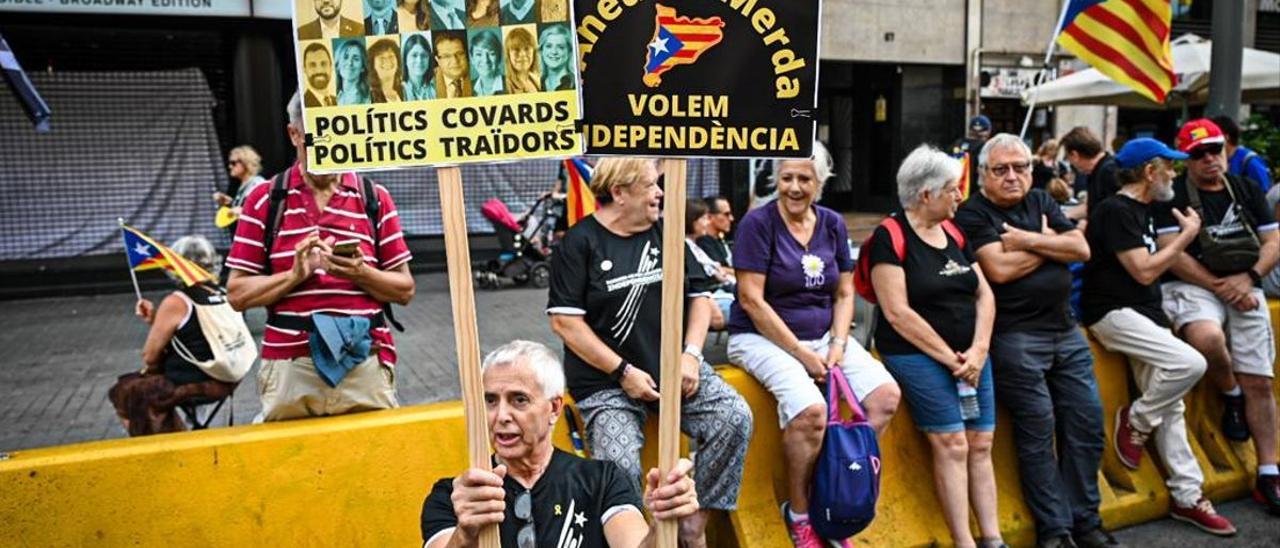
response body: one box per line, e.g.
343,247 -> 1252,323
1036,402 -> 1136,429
1151,119 -> 1280,516
954,134 -> 1118,548
421,340 -> 701,548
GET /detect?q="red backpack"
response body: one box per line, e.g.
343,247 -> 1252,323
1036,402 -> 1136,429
853,214 -> 966,304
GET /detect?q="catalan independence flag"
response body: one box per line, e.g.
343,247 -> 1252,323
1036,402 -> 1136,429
564,158 -> 597,227
642,4 -> 725,88
122,225 -> 214,287
955,152 -> 972,200
1056,0 -> 1175,103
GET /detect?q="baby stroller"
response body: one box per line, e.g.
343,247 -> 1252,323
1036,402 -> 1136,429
475,196 -> 558,289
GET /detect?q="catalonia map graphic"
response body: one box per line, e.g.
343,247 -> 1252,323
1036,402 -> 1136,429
643,4 -> 726,87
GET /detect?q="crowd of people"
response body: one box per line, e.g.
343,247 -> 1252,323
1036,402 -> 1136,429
115,87 -> 1280,548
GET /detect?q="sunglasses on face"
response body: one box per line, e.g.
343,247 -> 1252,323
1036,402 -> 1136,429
987,162 -> 1031,177
515,490 -> 535,548
1188,144 -> 1224,160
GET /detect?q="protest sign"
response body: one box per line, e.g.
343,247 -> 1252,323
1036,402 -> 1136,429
574,0 -> 821,158
293,0 -> 584,173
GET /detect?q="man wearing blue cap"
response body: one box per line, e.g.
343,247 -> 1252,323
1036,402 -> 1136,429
1154,118 -> 1280,516
1083,138 -> 1238,536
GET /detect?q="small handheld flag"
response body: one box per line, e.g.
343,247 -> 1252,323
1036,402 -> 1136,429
121,224 -> 214,288
956,152 -> 972,201
564,158 -> 597,227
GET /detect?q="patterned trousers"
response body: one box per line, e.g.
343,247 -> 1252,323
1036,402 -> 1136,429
575,362 -> 753,511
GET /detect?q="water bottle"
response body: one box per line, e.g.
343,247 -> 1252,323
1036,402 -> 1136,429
957,381 -> 980,421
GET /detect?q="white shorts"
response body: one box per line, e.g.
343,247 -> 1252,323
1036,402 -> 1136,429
1161,280 -> 1276,378
727,331 -> 896,429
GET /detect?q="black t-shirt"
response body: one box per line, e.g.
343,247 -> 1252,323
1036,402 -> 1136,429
547,216 -> 713,401
1081,194 -> 1167,327
1086,154 -> 1120,218
955,190 -> 1077,332
420,450 -> 643,548
1152,173 -> 1277,278
866,218 -> 980,355
695,235 -> 732,267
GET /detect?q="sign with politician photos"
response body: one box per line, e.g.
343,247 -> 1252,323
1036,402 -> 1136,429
292,0 -> 582,172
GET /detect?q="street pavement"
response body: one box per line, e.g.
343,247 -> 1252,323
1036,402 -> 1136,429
0,272 -> 1275,543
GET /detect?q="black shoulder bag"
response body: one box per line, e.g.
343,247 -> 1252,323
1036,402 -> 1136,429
1187,174 -> 1261,274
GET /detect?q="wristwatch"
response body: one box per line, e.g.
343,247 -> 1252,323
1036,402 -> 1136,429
683,344 -> 704,363
609,359 -> 631,382
1248,269 -> 1263,286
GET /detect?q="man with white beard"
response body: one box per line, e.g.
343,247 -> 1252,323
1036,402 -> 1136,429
1081,138 -> 1238,537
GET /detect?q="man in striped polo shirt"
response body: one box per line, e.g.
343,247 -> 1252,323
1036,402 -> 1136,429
227,90 -> 415,421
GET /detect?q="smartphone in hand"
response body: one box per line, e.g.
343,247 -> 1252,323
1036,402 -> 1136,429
331,239 -> 361,257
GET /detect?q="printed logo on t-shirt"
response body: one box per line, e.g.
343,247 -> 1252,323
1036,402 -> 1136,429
555,498 -> 589,548
939,259 -> 972,277
1143,217 -> 1157,254
604,241 -> 662,342
1206,206 -> 1247,239
801,253 -> 826,288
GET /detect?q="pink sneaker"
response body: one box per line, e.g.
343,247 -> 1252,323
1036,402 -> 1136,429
781,502 -> 825,548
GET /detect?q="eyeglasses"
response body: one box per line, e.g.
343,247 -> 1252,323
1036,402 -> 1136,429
227,159 -> 242,167
1188,143 -> 1224,160
515,490 -> 535,548
987,162 -> 1031,177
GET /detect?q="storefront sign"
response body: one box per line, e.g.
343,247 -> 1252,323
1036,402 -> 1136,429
292,0 -> 585,172
980,67 -> 1052,99
574,0 -> 820,158
0,0 -> 287,19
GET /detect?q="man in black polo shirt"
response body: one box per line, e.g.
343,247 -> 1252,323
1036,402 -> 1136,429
1083,138 -> 1238,536
955,134 -> 1116,548
421,340 -> 700,548
1061,126 -> 1121,220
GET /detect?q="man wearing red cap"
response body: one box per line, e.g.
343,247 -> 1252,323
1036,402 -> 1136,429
1152,118 -> 1280,516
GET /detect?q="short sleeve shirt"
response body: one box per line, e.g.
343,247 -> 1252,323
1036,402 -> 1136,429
225,164 -> 412,365
1086,154 -> 1121,218
1080,194 -> 1165,327
864,217 -> 979,355
954,189 -> 1077,332
726,204 -> 854,340
546,216 -> 712,402
1151,173 -> 1278,278
420,450 -> 642,548
1229,147 -> 1273,193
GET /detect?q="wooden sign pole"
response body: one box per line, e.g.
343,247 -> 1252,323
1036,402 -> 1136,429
656,158 -> 688,548
436,166 -> 499,548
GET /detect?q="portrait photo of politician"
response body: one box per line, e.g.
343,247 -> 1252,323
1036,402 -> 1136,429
427,0 -> 467,30
468,28 -> 505,97
538,24 -> 573,91
465,0 -> 499,27
368,38 -> 404,103
333,38 -> 373,105
499,0 -> 538,25
301,42 -> 338,107
297,0 -> 364,40
539,0 -> 565,23
402,33 -> 434,102
502,25 -> 540,94
429,31 -> 474,99
364,0 -> 400,35
396,0 -> 429,32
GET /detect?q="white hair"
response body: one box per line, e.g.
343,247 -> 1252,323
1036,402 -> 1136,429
481,340 -> 565,399
287,90 -> 303,129
170,235 -> 220,273
897,144 -> 962,209
978,133 -> 1033,168
771,140 -> 834,201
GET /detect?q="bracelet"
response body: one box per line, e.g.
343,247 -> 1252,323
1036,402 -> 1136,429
830,336 -> 848,348
609,359 -> 631,382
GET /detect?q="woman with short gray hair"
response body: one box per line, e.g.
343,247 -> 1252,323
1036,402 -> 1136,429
865,144 -> 1003,548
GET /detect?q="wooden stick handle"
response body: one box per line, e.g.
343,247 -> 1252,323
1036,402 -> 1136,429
656,158 -> 687,548
435,166 -> 499,548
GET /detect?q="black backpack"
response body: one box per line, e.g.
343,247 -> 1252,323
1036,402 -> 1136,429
261,166 -> 404,331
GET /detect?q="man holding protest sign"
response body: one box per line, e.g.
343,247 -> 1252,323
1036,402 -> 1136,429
548,158 -> 753,548
226,91 -> 415,421
421,340 -> 702,548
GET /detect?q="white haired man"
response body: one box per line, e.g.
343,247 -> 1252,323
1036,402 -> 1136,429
420,340 -> 701,548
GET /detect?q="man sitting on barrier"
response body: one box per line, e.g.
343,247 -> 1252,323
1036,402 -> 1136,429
226,90 -> 416,421
1152,119 -> 1280,515
1081,138 -> 1237,536
547,157 -> 753,548
420,340 -> 701,548
955,134 -> 1119,548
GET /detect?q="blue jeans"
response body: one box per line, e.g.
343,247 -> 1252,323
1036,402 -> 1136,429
882,353 -> 995,433
990,328 -> 1104,540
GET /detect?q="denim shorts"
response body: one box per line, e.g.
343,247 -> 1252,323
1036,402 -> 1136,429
882,353 -> 996,433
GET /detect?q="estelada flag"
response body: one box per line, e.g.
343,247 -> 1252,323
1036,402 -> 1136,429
956,152 -> 972,201
122,224 -> 214,287
642,4 -> 726,88
1056,0 -> 1175,103
564,158 -> 596,227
